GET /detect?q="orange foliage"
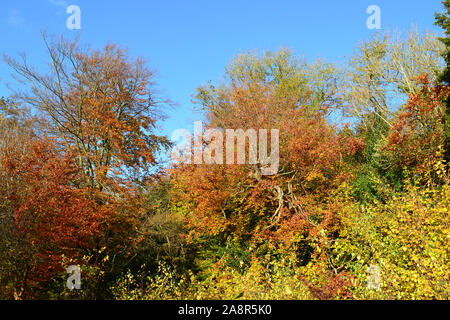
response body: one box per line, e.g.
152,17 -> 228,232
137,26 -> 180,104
1,137 -> 110,289
171,83 -> 363,244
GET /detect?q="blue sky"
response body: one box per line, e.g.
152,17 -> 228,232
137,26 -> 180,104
0,0 -> 445,139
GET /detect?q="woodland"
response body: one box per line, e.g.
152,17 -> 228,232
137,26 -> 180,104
0,2 -> 449,300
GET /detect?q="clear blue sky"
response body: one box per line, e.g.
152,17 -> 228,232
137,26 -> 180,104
0,0 -> 445,139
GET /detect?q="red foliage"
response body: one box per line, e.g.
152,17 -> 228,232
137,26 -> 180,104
386,74 -> 449,168
2,137 -> 109,288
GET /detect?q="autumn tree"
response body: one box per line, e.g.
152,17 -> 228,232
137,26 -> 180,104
0,133 -> 111,298
338,28 -> 444,129
4,33 -> 171,192
383,75 -> 449,173
337,28 -> 446,203
170,50 -> 363,281
1,34 -> 177,298
0,98 -> 31,299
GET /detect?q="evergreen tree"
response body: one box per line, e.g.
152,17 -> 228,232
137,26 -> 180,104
435,0 -> 450,162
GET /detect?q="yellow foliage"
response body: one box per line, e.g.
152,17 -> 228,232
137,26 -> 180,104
334,160 -> 449,299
